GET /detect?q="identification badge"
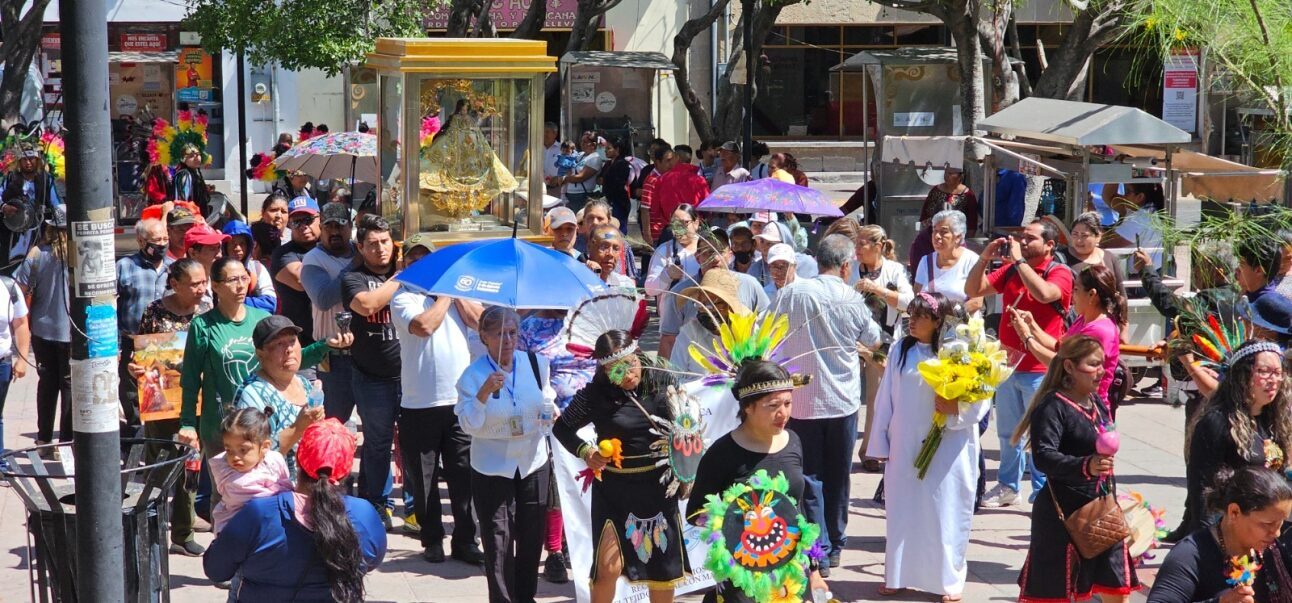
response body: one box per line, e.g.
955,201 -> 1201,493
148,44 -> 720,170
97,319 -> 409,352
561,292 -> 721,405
508,414 -> 524,437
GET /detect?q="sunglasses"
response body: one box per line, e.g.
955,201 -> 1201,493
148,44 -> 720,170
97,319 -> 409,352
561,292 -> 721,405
290,215 -> 318,228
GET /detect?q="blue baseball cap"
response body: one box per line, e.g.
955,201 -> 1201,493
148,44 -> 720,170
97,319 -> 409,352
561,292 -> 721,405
287,195 -> 319,216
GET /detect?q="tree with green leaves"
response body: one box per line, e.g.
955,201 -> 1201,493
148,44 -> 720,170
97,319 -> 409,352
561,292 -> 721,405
1129,0 -> 1292,166
183,0 -> 434,75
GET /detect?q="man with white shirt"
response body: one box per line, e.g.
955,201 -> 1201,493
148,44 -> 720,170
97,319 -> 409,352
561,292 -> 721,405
392,233 -> 486,565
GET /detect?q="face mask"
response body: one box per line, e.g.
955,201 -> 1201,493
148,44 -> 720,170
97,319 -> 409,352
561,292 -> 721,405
697,311 -> 721,335
733,250 -> 754,264
142,243 -> 166,262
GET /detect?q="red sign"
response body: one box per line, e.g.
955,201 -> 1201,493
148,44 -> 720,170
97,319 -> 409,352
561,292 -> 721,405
41,34 -> 61,50
120,33 -> 168,53
424,0 -> 580,29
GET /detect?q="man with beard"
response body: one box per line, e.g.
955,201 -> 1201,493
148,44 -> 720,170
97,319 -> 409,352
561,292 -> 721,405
1,143 -> 61,276
342,214 -> 403,528
964,219 -> 1073,509
301,201 -> 358,421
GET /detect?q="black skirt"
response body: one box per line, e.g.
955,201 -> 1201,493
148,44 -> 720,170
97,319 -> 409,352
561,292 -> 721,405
1018,482 -> 1141,602
590,464 -> 690,588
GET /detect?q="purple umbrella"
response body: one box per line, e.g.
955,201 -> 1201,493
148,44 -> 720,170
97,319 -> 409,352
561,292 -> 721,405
697,179 -> 843,217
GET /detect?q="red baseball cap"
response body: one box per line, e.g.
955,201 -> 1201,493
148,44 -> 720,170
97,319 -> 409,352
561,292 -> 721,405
296,418 -> 355,484
183,224 -> 230,250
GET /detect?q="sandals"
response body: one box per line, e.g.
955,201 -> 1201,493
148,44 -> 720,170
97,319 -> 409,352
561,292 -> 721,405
877,587 -> 905,596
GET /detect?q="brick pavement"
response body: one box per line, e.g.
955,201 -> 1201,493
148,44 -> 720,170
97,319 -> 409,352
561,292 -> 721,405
0,371 -> 1181,602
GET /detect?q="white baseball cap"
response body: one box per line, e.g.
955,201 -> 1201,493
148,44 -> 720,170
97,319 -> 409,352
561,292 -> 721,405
750,211 -> 774,225
766,243 -> 796,266
547,206 -> 578,229
754,224 -> 782,243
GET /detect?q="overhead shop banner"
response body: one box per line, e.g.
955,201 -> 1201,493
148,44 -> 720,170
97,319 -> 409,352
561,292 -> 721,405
423,0 -> 580,29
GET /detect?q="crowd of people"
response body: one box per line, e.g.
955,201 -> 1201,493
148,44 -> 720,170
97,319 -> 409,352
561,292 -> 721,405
7,119 -> 1292,603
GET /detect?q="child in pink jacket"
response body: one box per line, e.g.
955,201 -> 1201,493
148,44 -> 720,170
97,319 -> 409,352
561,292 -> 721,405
208,407 -> 293,534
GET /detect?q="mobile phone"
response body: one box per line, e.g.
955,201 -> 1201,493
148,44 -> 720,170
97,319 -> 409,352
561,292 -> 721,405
1134,233 -> 1141,250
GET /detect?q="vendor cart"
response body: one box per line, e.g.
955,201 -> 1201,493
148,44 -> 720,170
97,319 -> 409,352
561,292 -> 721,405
559,51 -> 676,159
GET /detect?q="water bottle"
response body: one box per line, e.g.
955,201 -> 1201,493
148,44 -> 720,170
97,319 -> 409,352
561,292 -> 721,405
539,402 -> 554,437
308,386 -> 325,409
811,588 -> 834,603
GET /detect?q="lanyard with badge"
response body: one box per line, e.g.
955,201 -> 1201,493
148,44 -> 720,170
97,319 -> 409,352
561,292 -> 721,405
487,353 -> 523,436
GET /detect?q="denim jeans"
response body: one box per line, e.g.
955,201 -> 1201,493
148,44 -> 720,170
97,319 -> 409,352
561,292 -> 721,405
994,371 -> 1047,496
0,358 -> 14,453
351,369 -> 401,507
789,410 -> 859,557
321,353 -> 357,422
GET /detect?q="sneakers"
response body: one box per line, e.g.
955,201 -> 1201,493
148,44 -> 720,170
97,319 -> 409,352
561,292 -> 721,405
544,552 -> 570,583
169,540 -> 206,557
402,513 -> 421,535
377,506 -> 394,532
980,485 -> 1020,508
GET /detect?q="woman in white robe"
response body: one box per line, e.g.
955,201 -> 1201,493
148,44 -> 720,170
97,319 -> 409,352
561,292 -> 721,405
866,291 -> 986,602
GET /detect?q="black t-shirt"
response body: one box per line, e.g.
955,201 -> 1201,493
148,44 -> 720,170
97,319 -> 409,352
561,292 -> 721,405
340,265 -> 400,379
270,240 -> 316,345
686,430 -> 805,521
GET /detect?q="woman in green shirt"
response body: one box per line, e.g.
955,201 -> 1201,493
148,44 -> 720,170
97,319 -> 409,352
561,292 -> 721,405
178,257 -> 347,459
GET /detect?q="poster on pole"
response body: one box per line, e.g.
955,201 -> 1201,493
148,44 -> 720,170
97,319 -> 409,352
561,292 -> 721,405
1162,49 -> 1199,133
553,379 -> 740,603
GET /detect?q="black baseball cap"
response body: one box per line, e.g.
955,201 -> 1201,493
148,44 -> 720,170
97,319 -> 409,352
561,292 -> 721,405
253,315 -> 303,349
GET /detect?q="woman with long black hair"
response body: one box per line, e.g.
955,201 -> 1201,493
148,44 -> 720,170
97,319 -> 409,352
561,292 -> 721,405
204,418 -> 386,602
554,329 -> 689,602
1013,336 -> 1139,602
600,138 -> 635,234
1176,340 -> 1291,539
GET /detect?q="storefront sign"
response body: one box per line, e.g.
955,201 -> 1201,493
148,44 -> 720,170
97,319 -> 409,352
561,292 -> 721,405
1162,49 -> 1198,134
41,34 -> 61,50
176,48 -> 214,103
894,112 -> 935,127
121,33 -> 167,52
595,91 -> 617,113
423,0 -> 580,29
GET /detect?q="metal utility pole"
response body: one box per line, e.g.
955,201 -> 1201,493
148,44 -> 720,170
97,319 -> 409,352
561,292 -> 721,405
237,51 -> 250,217
741,0 -> 755,168
60,0 -> 126,598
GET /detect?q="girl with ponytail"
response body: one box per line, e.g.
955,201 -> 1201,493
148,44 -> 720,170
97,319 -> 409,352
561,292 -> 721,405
1010,263 -> 1125,416
205,418 -> 386,602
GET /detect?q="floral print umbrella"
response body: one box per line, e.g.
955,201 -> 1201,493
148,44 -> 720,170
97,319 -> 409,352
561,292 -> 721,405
698,179 -> 843,217
273,131 -> 379,184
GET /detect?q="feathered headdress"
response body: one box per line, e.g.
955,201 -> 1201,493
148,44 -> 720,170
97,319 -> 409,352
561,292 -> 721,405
564,291 -> 649,361
1171,296 -> 1250,369
687,311 -> 791,386
39,132 -> 65,180
249,151 -> 281,183
148,109 -> 209,167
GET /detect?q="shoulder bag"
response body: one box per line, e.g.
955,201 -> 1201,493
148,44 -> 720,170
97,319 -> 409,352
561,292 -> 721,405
1049,398 -> 1130,559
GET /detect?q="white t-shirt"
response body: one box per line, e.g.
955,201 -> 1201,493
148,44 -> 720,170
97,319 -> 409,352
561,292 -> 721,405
0,280 -> 29,355
914,248 -> 981,303
644,240 -> 701,297
1114,208 -> 1162,265
570,153 -> 605,195
391,288 -> 483,409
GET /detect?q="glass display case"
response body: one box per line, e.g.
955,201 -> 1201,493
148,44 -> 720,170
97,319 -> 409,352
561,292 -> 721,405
366,38 -> 555,242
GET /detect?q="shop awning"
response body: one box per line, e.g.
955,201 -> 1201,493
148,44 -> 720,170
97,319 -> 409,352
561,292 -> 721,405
1111,145 -> 1285,201
34,0 -> 190,23
109,50 -> 181,63
978,97 -> 1191,147
560,51 -> 676,71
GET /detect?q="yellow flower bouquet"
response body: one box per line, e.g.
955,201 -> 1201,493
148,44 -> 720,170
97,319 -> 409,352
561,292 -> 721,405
913,317 -> 1021,479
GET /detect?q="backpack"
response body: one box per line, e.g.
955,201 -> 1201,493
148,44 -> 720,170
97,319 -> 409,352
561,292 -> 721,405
1003,260 -> 1074,330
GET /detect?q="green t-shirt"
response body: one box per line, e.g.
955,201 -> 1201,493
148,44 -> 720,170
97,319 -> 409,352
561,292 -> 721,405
180,306 -> 329,452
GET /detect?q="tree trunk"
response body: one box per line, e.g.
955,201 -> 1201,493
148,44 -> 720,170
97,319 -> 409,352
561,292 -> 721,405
510,0 -> 548,39
1006,11 -> 1034,99
980,1 -> 1020,112
1032,1 -> 1127,100
0,0 -> 52,125
670,0 -> 732,144
445,0 -> 477,37
946,0 -> 985,154
712,1 -> 794,142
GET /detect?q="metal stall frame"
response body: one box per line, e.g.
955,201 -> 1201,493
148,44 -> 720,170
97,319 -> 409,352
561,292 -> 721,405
558,51 -> 677,158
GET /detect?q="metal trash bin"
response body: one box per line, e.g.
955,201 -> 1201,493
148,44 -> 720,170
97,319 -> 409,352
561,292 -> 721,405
0,438 -> 192,603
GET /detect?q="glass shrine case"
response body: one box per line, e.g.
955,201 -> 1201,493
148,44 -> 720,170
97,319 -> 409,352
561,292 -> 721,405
365,38 -> 556,243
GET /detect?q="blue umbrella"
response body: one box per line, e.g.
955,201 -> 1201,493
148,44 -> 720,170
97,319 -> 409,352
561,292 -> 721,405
395,238 -> 607,309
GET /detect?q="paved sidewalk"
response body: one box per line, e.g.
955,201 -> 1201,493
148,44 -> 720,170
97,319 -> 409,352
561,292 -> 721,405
0,369 -> 1182,602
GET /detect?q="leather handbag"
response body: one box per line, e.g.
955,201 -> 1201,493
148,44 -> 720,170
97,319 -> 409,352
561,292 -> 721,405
1050,484 -> 1131,560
